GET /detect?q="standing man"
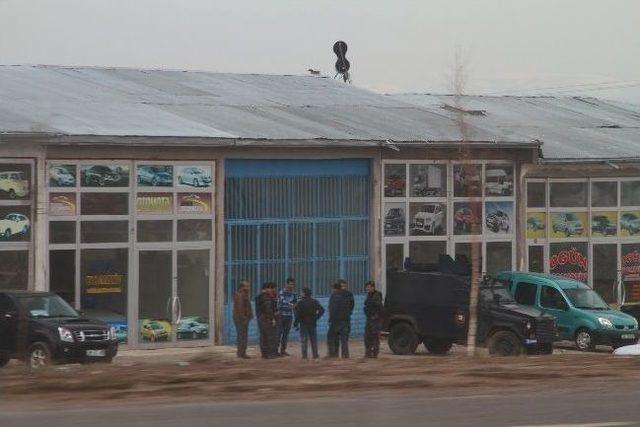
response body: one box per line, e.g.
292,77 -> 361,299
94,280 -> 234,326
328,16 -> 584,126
277,277 -> 298,356
233,280 -> 253,359
294,287 -> 325,359
256,282 -> 278,359
364,281 -> 384,358
327,279 -> 354,358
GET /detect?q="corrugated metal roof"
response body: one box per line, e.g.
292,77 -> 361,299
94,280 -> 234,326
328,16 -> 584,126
389,94 -> 640,160
0,65 -> 509,144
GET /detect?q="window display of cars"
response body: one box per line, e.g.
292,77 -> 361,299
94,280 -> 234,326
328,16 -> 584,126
49,166 -> 76,187
0,171 -> 29,199
384,175 -> 405,197
82,165 -> 128,187
411,203 -> 444,235
0,213 -> 29,240
384,207 -> 405,236
140,320 -> 171,342
485,169 -> 513,196
454,207 -> 481,233
621,212 -> 640,235
486,210 -> 510,233
137,166 -> 173,186
552,213 -> 584,237
178,167 -> 212,187
592,215 -> 617,236
527,216 -> 545,231
177,317 -> 209,339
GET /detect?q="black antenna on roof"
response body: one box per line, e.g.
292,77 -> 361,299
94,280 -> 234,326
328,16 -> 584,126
333,40 -> 351,83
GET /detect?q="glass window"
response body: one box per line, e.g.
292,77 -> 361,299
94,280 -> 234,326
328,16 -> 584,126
384,203 -> 406,237
621,181 -> 640,207
136,193 -> 173,215
384,164 -> 406,198
177,219 -> 212,241
49,250 -> 75,306
409,164 -> 446,197
514,282 -> 537,306
486,242 -> 512,275
49,164 -> 77,188
591,182 -> 618,207
549,242 -> 588,283
485,202 -> 513,235
137,220 -> 173,242
0,251 -> 29,290
485,165 -> 513,197
454,164 -> 482,197
621,244 -> 640,304
409,202 -> 446,236
81,165 -> 129,187
408,241 -> 447,265
136,165 -> 173,187
386,244 -> 404,271
138,250 -> 172,343
453,202 -> 482,235
540,286 -> 568,310
593,244 -> 617,303
81,193 -> 129,215
50,221 -> 76,244
177,250 -> 210,341
550,182 -> 587,207
81,221 -> 129,243
0,207 -> 31,242
528,246 -> 544,273
527,182 -> 546,208
0,164 -> 31,200
455,242 -> 481,273
49,193 -> 77,216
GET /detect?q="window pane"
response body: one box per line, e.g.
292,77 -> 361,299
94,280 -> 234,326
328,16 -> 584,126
485,202 -> 513,235
409,164 -> 446,197
591,212 -> 617,237
81,221 -> 129,243
408,241 -> 447,265
81,165 -> 129,187
49,164 -> 77,187
550,242 -> 588,283
514,282 -> 537,306
540,286 -> 568,310
177,219 -> 212,241
591,182 -> 617,207
136,193 -> 173,215
177,250 -> 210,341
527,182 -> 546,208
81,193 -> 129,215
409,202 -> 446,236
455,242 -> 481,273
622,244 -> 640,304
49,250 -> 75,306
453,202 -> 482,235
485,165 -> 513,197
137,220 -> 173,242
454,164 -> 482,197
528,246 -> 544,273
384,164 -> 406,198
486,242 -> 512,275
50,221 -> 76,244
0,164 -> 31,200
550,182 -> 587,207
550,212 -> 587,238
139,250 -> 172,343
0,251 -> 28,290
136,165 -> 173,187
0,206 -> 31,242
386,244 -> 404,271
621,181 -> 640,206
49,193 -> 77,216
593,244 -> 617,303
384,203 -> 406,236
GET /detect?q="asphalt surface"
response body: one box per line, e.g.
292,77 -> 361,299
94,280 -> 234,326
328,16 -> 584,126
2,383 -> 639,427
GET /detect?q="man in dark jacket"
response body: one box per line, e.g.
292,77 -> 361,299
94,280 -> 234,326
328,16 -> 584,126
327,279 -> 354,358
364,280 -> 384,358
294,287 -> 325,359
233,280 -> 253,359
256,282 -> 279,358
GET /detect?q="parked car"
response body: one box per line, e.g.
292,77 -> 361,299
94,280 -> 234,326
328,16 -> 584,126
485,169 -> 512,196
0,171 -> 29,199
486,210 -> 510,233
49,166 -> 75,187
384,175 -> 405,197
454,207 -> 480,233
497,271 -> 640,351
177,317 -> 209,339
82,165 -> 125,187
384,258 -> 558,356
0,291 -> 118,369
620,212 -> 640,235
411,203 -> 444,235
0,213 -> 29,240
552,213 -> 584,236
137,166 -> 173,186
527,216 -> 545,231
591,215 -> 617,236
384,207 -> 405,235
178,167 -> 212,187
140,320 -> 171,342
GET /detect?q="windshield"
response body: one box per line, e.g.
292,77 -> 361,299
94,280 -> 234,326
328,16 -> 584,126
564,288 -> 609,310
18,294 -> 79,318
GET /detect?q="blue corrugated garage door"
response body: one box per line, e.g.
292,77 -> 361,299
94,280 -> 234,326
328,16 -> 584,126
223,159 -> 371,343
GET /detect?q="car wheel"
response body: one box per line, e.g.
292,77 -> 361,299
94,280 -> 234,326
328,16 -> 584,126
27,342 -> 52,370
575,328 -> 596,351
423,339 -> 453,355
0,352 -> 9,368
388,322 -> 419,355
193,178 -> 199,187
488,331 -> 522,356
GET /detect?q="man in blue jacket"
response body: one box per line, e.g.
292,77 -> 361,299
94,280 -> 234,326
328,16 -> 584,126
277,277 -> 299,356
327,279 -> 354,358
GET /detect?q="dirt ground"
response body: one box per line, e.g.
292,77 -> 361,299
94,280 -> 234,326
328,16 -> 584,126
2,343 -> 640,410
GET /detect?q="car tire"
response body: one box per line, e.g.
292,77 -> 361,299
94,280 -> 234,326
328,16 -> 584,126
424,339 -> 453,355
487,331 -> 523,357
388,322 -> 419,355
575,328 -> 596,352
27,342 -> 52,369
0,352 -> 10,368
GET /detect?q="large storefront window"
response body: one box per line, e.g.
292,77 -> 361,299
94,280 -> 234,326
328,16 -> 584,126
0,160 -> 34,290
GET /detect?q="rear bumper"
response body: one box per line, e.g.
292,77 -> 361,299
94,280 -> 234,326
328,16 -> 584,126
592,329 -> 640,347
52,340 -> 118,363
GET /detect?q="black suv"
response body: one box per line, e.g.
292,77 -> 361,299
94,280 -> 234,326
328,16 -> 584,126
384,259 -> 558,356
0,291 -> 118,369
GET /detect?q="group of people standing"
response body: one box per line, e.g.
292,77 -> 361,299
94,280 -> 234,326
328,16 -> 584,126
232,277 -> 385,360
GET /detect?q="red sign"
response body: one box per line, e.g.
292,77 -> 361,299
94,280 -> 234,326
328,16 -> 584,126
550,247 -> 588,282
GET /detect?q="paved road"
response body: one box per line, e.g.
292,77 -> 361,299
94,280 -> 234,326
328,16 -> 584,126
3,384 -> 639,427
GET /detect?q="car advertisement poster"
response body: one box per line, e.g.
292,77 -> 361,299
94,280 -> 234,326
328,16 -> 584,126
409,164 -> 446,197
48,164 -> 76,187
137,165 -> 173,187
409,202 -> 446,236
178,193 -> 212,214
591,211 -> 618,237
140,319 -> 172,342
549,242 -> 588,283
485,201 -> 513,235
453,201 -> 482,235
81,164 -> 130,187
526,212 -> 546,239
550,211 -> 588,238
0,206 -> 31,241
49,193 -> 77,216
85,273 -> 124,294
453,164 -> 482,197
384,164 -> 406,198
620,210 -> 640,237
136,193 -> 173,215
176,165 -> 212,188
485,165 -> 514,197
0,163 -> 31,200
384,202 -> 406,236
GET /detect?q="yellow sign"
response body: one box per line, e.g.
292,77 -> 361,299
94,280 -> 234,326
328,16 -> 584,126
86,274 -> 123,294
178,193 -> 211,214
591,211 -> 617,237
136,193 -> 173,214
49,193 -> 76,216
526,212 -> 546,239
550,212 -> 588,238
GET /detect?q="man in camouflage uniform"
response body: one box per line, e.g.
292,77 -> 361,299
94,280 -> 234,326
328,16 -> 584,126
257,282 -> 279,358
364,280 -> 384,358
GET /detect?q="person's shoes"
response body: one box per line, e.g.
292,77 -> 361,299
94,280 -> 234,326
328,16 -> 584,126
280,351 -> 290,357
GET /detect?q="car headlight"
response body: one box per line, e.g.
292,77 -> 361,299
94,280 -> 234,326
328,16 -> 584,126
597,317 -> 613,328
524,321 -> 532,330
58,327 -> 74,343
109,327 -> 117,341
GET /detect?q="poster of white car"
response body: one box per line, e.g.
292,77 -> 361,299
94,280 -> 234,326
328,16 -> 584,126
49,165 -> 76,187
0,213 -> 30,240
177,166 -> 212,188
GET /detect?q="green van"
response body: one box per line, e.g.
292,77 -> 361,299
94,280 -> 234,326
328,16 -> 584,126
495,272 -> 640,351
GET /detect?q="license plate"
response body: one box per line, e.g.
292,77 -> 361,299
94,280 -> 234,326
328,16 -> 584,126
621,334 -> 636,340
525,339 -> 538,345
86,349 -> 106,357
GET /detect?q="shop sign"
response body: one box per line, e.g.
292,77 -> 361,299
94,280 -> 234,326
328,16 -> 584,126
49,193 -> 76,216
550,245 -> 588,282
85,273 -> 124,294
136,193 -> 173,214
178,193 -> 211,214
526,212 -> 546,239
622,249 -> 640,280
550,212 -> 588,238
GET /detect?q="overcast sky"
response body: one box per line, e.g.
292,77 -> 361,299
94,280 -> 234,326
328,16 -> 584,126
1,0 -> 639,103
